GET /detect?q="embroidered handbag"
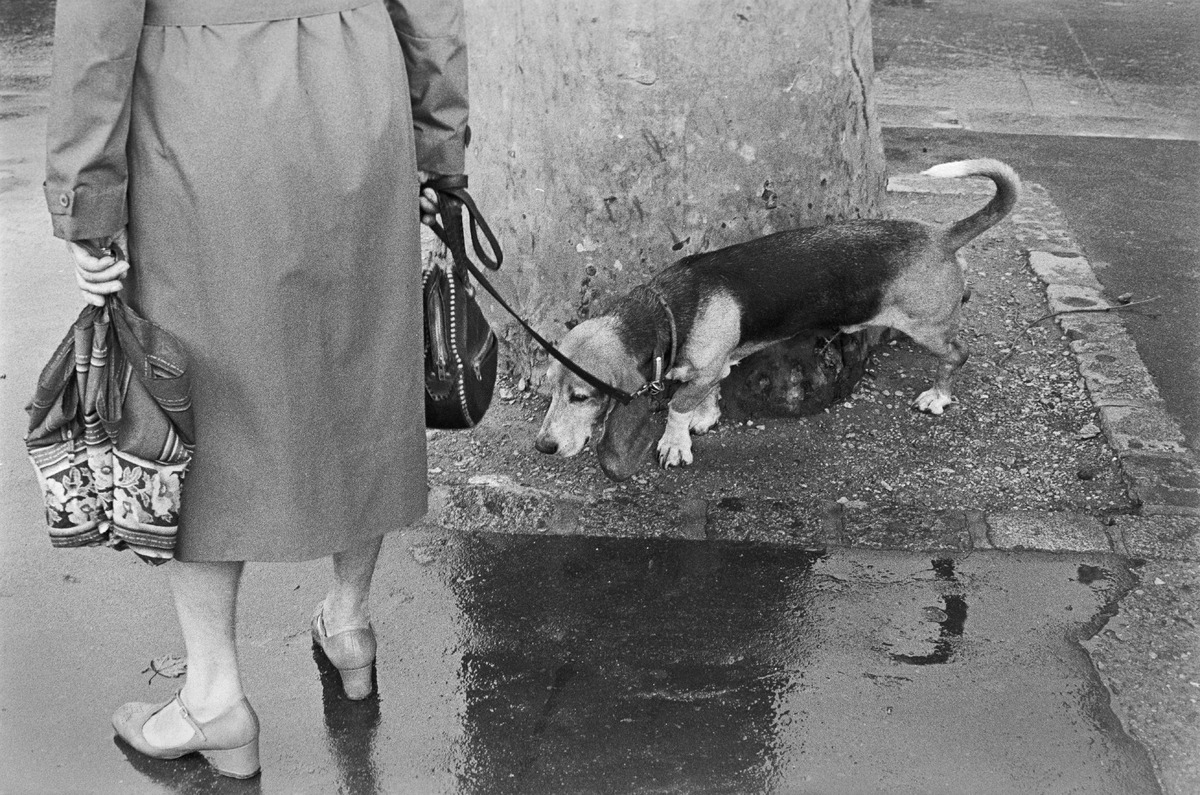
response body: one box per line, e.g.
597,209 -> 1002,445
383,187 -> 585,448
422,175 -> 503,429
25,273 -> 194,564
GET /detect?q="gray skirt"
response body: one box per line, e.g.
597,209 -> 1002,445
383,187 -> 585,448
125,1 -> 427,561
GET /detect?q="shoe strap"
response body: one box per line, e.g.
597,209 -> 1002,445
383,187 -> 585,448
314,606 -> 372,639
313,607 -> 329,640
173,691 -> 208,742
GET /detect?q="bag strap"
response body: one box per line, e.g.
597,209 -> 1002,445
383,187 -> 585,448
422,177 -> 648,406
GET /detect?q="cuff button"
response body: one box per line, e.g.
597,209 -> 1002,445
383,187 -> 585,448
58,194 -> 70,207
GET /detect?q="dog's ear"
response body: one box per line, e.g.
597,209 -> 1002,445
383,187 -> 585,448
595,395 -> 660,481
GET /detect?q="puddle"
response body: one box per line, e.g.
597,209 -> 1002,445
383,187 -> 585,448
6,531 -> 1159,794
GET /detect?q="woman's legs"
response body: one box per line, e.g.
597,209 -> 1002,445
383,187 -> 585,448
320,535 -> 384,633
142,560 -> 246,747
312,536 -> 385,699
138,536 -> 384,744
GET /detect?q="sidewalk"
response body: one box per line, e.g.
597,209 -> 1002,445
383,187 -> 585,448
419,173 -> 1200,792
2,108 -> 1198,787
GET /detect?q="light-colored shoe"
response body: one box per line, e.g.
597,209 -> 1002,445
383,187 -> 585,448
112,691 -> 260,779
312,606 -> 377,700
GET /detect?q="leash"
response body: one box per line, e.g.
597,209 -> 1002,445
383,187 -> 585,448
423,175 -> 672,405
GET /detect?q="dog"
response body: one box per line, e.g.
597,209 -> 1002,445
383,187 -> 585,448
534,159 -> 1020,480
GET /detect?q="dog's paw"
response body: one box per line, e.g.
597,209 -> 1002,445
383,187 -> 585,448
657,434 -> 694,468
912,388 -> 958,415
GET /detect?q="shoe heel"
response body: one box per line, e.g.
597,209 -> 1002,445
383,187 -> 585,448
205,738 -> 260,779
340,663 -> 374,700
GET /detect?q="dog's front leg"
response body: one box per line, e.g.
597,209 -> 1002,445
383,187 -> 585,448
688,386 -> 722,434
658,407 -> 695,468
657,380 -> 719,468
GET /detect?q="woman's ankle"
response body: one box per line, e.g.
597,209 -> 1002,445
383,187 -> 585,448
180,678 -> 245,722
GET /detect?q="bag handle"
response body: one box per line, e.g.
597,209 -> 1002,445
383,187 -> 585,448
73,240 -> 195,445
421,177 -> 645,406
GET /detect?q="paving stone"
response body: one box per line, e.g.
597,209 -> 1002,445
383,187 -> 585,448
1100,405 -> 1190,456
1112,514 -> 1200,560
704,496 -> 828,546
1028,250 -> 1105,291
1121,454 -> 1200,517
987,510 -> 1114,552
1045,283 -> 1110,317
1071,348 -> 1165,408
848,509 -> 970,551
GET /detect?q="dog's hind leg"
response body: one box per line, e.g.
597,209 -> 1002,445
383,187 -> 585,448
909,328 -> 969,415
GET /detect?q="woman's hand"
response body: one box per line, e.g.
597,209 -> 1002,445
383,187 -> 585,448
68,228 -> 129,306
417,171 -> 439,227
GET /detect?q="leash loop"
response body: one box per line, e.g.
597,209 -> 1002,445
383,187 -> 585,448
423,174 -> 502,270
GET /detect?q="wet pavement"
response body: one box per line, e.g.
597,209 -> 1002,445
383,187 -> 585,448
0,527 -> 1164,794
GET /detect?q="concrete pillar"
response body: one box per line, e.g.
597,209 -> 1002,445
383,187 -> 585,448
464,0 -> 885,408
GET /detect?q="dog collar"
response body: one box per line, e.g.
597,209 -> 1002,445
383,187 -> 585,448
632,284 -> 677,398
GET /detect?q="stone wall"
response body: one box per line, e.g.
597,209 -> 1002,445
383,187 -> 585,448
462,0 -> 886,384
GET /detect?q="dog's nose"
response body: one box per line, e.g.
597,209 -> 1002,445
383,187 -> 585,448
534,436 -> 558,455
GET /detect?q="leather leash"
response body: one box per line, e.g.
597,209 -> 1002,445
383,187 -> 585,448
423,175 -> 673,406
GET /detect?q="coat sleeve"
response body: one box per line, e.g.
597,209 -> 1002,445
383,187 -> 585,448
386,0 -> 469,176
43,0 -> 145,241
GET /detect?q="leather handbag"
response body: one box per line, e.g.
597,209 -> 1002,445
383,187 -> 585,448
422,175 -> 503,429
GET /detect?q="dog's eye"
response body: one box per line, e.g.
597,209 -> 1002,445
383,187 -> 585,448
568,392 -> 591,404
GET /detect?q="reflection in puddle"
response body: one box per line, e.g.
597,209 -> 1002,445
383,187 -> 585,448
389,533 -> 1155,794
113,735 -> 263,795
314,645 -> 382,794
891,558 -> 968,666
445,535 -> 821,794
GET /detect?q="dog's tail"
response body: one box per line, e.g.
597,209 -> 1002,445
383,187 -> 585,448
922,159 -> 1021,253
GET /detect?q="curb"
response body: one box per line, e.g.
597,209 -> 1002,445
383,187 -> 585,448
1027,250 -> 1200,518
425,480 -> 1199,561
